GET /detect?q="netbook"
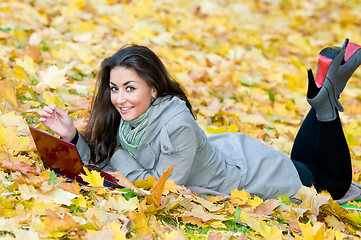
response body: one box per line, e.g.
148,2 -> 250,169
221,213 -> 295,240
29,126 -> 122,188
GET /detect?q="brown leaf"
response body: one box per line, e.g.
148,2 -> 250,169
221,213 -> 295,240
60,180 -> 81,195
251,199 -> 278,216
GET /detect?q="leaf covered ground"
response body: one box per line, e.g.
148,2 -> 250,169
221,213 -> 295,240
1,0 -> 361,239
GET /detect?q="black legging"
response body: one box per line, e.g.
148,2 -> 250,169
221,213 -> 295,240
290,108 -> 352,200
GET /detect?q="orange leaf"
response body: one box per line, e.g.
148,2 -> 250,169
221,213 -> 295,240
0,159 -> 38,176
128,210 -> 151,238
145,165 -> 174,207
43,209 -> 78,233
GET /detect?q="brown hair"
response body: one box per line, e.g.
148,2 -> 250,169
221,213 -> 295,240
82,45 -> 194,166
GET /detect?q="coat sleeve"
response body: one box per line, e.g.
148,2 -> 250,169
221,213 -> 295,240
110,123 -> 198,186
109,149 -> 151,180
154,124 -> 197,185
75,134 -> 91,164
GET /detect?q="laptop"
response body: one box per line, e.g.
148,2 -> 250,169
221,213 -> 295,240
29,126 -> 122,188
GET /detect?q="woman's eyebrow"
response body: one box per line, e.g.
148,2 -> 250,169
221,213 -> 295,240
123,80 -> 135,86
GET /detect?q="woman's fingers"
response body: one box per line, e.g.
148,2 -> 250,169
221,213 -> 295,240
40,105 -> 55,117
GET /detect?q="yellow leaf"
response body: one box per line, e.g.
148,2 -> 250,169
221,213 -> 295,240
0,81 -> 19,110
79,167 -> 104,187
72,196 -> 88,208
248,195 -> 264,208
15,55 -> 38,75
230,189 -> 250,205
0,125 -> 32,153
295,221 -> 325,240
128,210 -> 151,238
108,195 -> 138,212
324,215 -> 345,231
134,174 -> 156,189
0,112 -> 28,132
109,221 -> 127,240
240,212 -> 283,239
42,92 -> 66,108
36,65 -> 68,89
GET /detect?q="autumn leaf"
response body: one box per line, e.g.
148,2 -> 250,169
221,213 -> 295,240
230,188 -> 250,206
0,158 -> 38,176
42,209 -> 79,233
128,210 -> 151,238
145,164 -> 174,207
36,65 -> 68,89
107,170 -> 147,195
79,166 -> 104,187
0,81 -> 19,110
295,221 -> 325,240
109,221 -> 127,240
239,212 -> 283,239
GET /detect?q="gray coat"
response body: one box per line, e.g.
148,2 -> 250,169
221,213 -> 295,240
76,96 -> 302,199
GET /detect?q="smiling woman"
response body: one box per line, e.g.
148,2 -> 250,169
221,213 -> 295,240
39,42 -> 361,200
109,67 -> 157,122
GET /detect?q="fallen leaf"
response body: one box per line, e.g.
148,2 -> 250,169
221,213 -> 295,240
36,65 -> 68,89
145,164 -> 174,207
80,166 -> 104,187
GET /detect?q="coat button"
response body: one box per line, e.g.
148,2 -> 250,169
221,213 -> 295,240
163,145 -> 168,151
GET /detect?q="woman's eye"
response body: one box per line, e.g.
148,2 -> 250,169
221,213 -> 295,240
126,86 -> 135,91
110,86 -> 117,91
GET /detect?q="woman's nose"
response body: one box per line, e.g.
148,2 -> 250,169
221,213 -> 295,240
116,91 -> 126,104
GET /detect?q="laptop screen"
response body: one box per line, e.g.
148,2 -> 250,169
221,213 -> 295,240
29,126 -> 84,181
29,126 -> 122,187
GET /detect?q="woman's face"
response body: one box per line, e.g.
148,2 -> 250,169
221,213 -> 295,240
109,66 -> 157,121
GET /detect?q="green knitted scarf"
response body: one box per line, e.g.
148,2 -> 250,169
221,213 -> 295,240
118,108 -> 150,159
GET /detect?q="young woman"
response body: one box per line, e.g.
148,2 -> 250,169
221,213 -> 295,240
40,40 -> 361,200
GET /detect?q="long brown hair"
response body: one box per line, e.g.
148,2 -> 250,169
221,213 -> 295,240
82,45 -> 194,166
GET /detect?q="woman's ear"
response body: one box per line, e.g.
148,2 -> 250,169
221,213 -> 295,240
151,87 -> 157,99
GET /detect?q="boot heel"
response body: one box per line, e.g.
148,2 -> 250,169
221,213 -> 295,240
336,40 -> 361,98
307,40 -> 347,122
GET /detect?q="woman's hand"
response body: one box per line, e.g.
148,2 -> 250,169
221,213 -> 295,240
39,104 -> 77,142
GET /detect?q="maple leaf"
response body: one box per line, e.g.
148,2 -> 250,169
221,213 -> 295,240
134,174 -> 156,189
128,210 -> 151,238
239,212 -> 283,239
36,65 -> 68,89
145,164 -> 174,207
295,221 -> 325,240
79,167 -> 104,187
108,195 -> 138,212
109,221 -> 127,240
15,55 -> 38,75
230,188 -> 250,206
43,209 -> 79,233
